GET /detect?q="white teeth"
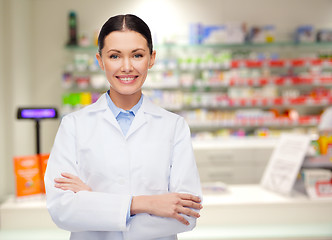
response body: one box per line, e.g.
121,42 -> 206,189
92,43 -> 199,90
119,77 -> 135,81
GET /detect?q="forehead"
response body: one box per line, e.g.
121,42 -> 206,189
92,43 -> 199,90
103,30 -> 148,50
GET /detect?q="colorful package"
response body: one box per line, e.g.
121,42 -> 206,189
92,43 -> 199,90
13,155 -> 42,197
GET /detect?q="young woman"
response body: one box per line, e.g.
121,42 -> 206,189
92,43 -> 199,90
45,14 -> 202,240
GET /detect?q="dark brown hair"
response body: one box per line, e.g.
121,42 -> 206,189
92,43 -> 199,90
98,14 -> 153,55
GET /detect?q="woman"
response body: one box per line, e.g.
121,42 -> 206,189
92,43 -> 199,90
45,14 -> 202,240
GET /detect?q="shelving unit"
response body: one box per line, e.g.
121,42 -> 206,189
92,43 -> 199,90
61,42 -> 332,138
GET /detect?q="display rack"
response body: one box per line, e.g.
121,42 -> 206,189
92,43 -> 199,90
61,42 -> 332,138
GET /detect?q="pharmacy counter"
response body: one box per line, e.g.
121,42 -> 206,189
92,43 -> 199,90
1,184 -> 332,240
180,184 -> 332,239
193,139 -> 276,184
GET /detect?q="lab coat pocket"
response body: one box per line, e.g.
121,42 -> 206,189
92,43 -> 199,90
137,142 -> 172,194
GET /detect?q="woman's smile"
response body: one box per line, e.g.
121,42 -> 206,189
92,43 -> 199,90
116,75 -> 139,84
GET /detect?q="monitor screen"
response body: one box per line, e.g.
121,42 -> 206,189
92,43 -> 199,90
17,108 -> 58,119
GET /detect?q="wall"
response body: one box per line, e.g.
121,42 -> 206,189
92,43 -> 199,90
0,0 -> 6,200
1,0 -> 332,198
0,0 -> 34,200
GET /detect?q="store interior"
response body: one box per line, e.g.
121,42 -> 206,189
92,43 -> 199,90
0,0 -> 332,239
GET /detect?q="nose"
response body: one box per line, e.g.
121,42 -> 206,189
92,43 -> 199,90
121,57 -> 133,73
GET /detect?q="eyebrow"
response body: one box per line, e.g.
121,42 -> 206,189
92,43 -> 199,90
107,48 -> 146,53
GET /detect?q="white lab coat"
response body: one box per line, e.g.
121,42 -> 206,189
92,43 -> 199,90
45,93 -> 202,240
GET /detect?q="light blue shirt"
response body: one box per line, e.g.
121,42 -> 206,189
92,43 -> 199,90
106,90 -> 143,136
105,90 -> 143,222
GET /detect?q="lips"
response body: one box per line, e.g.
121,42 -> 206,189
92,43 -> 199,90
116,75 -> 138,84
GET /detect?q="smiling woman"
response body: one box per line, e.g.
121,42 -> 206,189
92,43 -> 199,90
96,30 -> 156,108
44,14 -> 202,240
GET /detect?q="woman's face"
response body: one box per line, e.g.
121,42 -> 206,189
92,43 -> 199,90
96,30 -> 156,98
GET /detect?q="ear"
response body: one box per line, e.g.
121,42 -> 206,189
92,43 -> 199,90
148,50 -> 156,69
96,53 -> 105,71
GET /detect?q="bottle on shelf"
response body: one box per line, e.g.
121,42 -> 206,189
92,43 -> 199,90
67,11 -> 78,46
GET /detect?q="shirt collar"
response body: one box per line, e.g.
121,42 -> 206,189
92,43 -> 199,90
106,90 -> 143,117
88,92 -> 163,117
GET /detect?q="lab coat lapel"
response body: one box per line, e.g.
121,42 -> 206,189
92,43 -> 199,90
92,93 -> 122,133
102,108 -> 122,133
126,107 -> 147,139
125,96 -> 162,139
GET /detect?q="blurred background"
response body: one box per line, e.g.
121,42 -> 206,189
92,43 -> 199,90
0,0 -> 332,239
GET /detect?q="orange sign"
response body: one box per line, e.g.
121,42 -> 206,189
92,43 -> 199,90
13,155 -> 42,197
13,153 -> 50,197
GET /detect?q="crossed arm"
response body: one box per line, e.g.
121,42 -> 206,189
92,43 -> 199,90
54,173 -> 202,225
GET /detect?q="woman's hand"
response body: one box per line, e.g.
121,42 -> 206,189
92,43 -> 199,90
54,173 -> 92,193
131,193 -> 202,225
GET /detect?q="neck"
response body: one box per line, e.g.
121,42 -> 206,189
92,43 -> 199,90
109,89 -> 142,110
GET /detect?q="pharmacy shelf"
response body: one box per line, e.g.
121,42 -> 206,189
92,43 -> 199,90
145,76 -> 332,89
158,41 -> 332,49
157,96 -> 331,111
303,155 -> 332,169
188,116 -> 320,130
63,41 -> 332,138
189,96 -> 332,108
228,76 -> 332,86
231,58 -> 332,68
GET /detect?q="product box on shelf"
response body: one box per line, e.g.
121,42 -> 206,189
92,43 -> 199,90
295,25 -> 315,43
316,29 -> 332,42
302,169 -> 332,199
246,25 -> 276,43
189,22 -> 246,45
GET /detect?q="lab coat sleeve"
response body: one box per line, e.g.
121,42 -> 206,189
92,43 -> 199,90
44,115 -> 131,232
123,117 -> 202,239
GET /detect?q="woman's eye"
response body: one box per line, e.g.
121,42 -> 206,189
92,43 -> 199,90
110,55 -> 119,59
134,54 -> 143,58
